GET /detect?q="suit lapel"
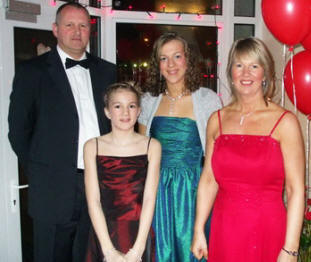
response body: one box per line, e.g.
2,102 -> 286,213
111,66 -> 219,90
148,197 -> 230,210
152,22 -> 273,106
88,53 -> 107,133
88,54 -> 102,113
46,48 -> 78,113
45,50 -> 109,133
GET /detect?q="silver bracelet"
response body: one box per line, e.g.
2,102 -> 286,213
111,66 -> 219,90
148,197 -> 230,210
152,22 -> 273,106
282,247 -> 299,257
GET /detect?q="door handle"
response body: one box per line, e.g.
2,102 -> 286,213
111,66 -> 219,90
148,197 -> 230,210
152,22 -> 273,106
10,180 -> 28,213
12,184 -> 29,189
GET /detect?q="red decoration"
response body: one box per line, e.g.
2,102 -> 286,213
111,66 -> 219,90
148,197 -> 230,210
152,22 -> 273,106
49,0 -> 56,6
284,50 -> 311,115
211,4 -> 220,10
305,209 -> 311,220
261,0 -> 311,45
302,32 -> 311,51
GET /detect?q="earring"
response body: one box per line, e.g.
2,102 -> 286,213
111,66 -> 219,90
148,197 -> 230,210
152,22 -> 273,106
262,80 -> 267,89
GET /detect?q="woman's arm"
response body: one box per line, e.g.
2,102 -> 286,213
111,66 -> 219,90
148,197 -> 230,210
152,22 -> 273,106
138,92 -> 154,136
191,112 -> 219,260
84,138 -> 125,262
125,138 -> 161,262
277,113 -> 305,262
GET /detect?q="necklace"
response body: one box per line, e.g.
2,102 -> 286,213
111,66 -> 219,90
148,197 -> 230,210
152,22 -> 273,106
165,89 -> 186,115
239,112 -> 253,125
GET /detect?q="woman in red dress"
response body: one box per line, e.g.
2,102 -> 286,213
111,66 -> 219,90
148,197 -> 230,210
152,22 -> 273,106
191,38 -> 305,262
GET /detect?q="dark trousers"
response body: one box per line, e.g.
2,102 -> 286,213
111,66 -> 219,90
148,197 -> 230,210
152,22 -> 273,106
33,173 -> 90,262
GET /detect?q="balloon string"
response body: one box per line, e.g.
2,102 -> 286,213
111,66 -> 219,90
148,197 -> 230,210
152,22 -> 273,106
281,45 -> 286,107
307,116 -> 310,199
289,49 -> 297,114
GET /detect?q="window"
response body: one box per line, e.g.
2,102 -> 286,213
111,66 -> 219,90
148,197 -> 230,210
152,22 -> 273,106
112,0 -> 222,15
233,0 -> 256,41
89,16 -> 101,56
234,0 -> 255,17
234,24 -> 255,41
116,23 -> 218,92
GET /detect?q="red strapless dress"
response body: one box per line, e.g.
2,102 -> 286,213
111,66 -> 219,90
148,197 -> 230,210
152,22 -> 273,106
85,154 -> 155,262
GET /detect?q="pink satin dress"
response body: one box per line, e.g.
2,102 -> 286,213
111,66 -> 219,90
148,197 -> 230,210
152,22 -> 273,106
208,110 -> 288,262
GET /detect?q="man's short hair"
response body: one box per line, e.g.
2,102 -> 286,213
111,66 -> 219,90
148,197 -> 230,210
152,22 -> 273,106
55,2 -> 90,24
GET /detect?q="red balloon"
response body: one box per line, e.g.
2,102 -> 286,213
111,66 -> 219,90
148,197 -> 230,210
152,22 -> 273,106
284,50 -> 311,115
262,0 -> 311,46
302,32 -> 311,50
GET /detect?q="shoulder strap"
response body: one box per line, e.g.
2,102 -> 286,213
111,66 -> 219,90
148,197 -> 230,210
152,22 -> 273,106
269,111 -> 289,136
217,110 -> 222,135
146,137 -> 152,154
96,138 -> 98,156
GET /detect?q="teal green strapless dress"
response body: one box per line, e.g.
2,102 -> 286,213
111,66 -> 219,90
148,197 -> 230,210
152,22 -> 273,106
150,116 -> 208,262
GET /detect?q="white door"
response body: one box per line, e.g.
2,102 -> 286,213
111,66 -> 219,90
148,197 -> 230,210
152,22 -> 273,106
0,2 -> 60,261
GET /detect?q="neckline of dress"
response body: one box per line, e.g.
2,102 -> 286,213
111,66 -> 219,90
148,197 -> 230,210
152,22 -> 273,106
215,134 -> 280,144
153,115 -> 196,122
97,154 -> 148,158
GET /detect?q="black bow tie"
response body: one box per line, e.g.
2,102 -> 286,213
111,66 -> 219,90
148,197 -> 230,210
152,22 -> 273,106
65,58 -> 90,69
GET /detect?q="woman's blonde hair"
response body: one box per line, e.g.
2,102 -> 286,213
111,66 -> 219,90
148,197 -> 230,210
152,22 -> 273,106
226,37 -> 275,104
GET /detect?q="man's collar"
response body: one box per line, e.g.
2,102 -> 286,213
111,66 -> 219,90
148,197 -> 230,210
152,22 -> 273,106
57,45 -> 87,66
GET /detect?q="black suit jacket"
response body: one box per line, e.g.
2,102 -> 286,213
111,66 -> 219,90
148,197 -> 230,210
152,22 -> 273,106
8,48 -> 116,223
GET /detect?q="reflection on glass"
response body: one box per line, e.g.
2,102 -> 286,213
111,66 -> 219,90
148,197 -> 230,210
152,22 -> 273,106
234,0 -> 255,17
89,0 -> 101,8
14,27 -> 56,66
234,24 -> 255,41
59,0 -> 100,8
116,23 -> 218,92
14,18 -> 100,60
90,16 -> 101,56
113,0 -> 222,15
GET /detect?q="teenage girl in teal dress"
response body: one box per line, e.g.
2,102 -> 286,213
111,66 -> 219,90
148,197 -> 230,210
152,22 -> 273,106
138,32 -> 221,262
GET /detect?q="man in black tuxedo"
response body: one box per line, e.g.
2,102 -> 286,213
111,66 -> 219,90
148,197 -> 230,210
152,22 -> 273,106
8,3 -> 115,262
